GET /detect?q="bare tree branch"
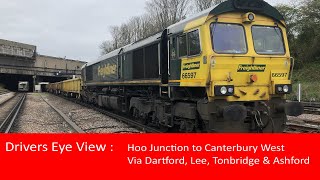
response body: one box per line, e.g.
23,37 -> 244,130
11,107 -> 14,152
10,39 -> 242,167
100,0 -> 191,55
99,40 -> 114,55
193,0 -> 225,12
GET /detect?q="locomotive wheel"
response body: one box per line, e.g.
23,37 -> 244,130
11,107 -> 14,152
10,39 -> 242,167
140,118 -> 148,125
131,108 -> 147,125
138,112 -> 148,125
159,125 -> 169,132
196,119 -> 210,133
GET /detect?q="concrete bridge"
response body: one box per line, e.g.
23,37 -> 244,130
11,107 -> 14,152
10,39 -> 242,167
0,39 -> 86,91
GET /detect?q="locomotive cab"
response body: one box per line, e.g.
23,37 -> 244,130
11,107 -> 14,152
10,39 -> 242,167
177,0 -> 304,132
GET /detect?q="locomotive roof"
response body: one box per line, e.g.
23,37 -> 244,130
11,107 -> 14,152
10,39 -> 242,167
87,44 -> 132,66
168,0 -> 285,34
167,7 -> 214,35
124,32 -> 161,52
87,33 -> 161,66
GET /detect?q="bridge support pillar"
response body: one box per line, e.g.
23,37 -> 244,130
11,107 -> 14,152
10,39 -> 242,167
33,75 -> 37,92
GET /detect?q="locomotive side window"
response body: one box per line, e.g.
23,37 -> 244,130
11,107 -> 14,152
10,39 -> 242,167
188,30 -> 201,56
252,26 -> 285,55
178,30 -> 201,58
178,35 -> 187,57
211,23 -> 247,54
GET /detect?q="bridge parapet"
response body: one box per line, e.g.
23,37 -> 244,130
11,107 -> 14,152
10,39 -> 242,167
0,64 -> 81,77
0,39 -> 36,59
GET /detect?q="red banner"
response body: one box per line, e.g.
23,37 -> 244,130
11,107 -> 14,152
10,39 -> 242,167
0,134 -> 318,179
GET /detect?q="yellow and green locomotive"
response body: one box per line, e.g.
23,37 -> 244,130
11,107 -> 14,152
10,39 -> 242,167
51,0 -> 303,133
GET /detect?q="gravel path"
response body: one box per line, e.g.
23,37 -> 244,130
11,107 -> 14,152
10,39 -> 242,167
11,93 -> 73,133
42,93 -> 140,133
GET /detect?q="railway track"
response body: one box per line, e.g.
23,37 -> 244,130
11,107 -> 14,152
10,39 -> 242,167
74,99 -> 163,133
285,118 -> 320,133
53,95 -> 162,133
41,94 -> 143,133
0,93 -> 26,133
284,101 -> 320,133
50,94 -> 320,134
40,95 -> 85,133
301,102 -> 320,115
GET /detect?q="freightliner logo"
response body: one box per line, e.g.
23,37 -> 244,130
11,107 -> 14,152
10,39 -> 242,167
183,62 -> 200,71
237,64 -> 266,72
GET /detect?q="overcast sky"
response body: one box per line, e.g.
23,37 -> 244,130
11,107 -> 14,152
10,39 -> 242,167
0,0 -> 290,62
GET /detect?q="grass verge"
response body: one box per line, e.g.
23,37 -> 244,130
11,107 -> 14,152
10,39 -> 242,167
288,62 -> 320,101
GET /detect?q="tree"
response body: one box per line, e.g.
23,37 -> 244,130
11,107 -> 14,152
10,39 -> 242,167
99,40 -> 114,55
109,26 -> 121,50
297,0 -> 320,62
193,0 -> 226,12
100,0 -> 190,55
146,0 -> 189,32
276,4 -> 300,60
276,0 -> 320,67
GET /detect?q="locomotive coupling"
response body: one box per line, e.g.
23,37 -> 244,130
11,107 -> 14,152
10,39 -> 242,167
223,105 -> 247,122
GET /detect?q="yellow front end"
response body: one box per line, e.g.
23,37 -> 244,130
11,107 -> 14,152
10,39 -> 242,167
177,11 -> 296,132
201,13 -> 292,102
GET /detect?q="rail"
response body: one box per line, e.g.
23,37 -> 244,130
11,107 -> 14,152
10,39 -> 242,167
285,122 -> 320,133
0,93 -> 26,133
301,102 -> 320,115
50,94 -> 162,133
40,95 -> 85,133
73,99 -> 163,133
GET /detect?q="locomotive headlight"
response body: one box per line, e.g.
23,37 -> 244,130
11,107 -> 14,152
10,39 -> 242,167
220,87 -> 227,95
275,84 -> 292,94
228,88 -> 234,94
242,12 -> 255,23
283,85 -> 289,93
248,13 -> 255,21
215,85 -> 234,96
